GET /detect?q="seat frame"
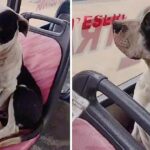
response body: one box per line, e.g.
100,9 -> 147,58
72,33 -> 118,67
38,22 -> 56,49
73,71 -> 149,150
20,12 -> 70,142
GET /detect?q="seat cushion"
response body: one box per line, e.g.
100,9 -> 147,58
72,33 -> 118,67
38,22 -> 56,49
73,118 -> 115,150
20,32 -> 61,102
1,32 -> 62,149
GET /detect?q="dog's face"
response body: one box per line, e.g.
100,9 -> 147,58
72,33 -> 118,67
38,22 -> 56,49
0,7 -> 28,50
113,7 -> 150,60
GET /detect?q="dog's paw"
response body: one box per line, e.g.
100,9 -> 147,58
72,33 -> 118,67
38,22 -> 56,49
0,125 -> 19,140
14,125 -> 19,133
0,137 -> 21,148
131,123 -> 142,142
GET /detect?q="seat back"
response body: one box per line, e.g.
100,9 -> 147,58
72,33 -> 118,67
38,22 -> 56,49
22,12 -> 70,134
19,32 -> 61,102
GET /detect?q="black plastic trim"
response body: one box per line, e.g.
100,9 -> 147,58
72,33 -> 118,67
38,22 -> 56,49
99,74 -> 140,107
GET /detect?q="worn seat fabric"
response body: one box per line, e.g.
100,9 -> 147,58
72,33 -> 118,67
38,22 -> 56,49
73,118 -> 115,150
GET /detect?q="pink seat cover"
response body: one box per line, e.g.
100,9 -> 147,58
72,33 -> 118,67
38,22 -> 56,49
73,118 -> 115,150
1,32 -> 61,150
21,32 -> 61,102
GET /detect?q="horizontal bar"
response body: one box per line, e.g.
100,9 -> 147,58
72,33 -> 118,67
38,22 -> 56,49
98,77 -> 150,136
83,102 -> 145,150
22,12 -> 67,37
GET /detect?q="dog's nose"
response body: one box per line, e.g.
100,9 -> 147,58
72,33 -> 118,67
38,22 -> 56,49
113,22 -> 123,34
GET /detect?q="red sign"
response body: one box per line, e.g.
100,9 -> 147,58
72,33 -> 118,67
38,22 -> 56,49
73,14 -> 127,54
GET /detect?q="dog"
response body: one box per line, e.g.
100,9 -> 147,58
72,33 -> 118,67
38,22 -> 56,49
0,6 -> 28,109
0,65 -> 43,147
0,6 -> 43,146
113,6 -> 150,150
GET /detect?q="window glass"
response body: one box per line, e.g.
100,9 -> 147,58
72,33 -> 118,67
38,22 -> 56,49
1,0 -> 65,27
0,0 -> 7,6
72,0 -> 150,85
21,0 -> 65,27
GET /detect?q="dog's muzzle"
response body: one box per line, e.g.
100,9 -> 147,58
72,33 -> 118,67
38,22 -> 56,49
114,36 -> 130,49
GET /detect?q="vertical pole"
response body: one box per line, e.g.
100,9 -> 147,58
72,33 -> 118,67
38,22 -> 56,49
7,0 -> 22,13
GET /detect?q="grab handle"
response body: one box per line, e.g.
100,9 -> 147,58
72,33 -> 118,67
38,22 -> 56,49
22,12 -> 67,37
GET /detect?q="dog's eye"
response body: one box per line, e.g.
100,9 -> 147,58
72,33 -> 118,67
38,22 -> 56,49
121,25 -> 128,33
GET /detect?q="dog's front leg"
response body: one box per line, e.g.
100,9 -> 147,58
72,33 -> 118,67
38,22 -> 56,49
132,123 -> 150,150
131,123 -> 142,142
0,82 -> 17,109
0,95 -> 19,139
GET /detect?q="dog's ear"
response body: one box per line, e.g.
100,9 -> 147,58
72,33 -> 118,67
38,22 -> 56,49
18,15 -> 29,36
142,12 -> 150,29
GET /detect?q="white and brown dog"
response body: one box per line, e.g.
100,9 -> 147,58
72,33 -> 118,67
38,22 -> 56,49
113,7 -> 150,150
0,6 -> 43,146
